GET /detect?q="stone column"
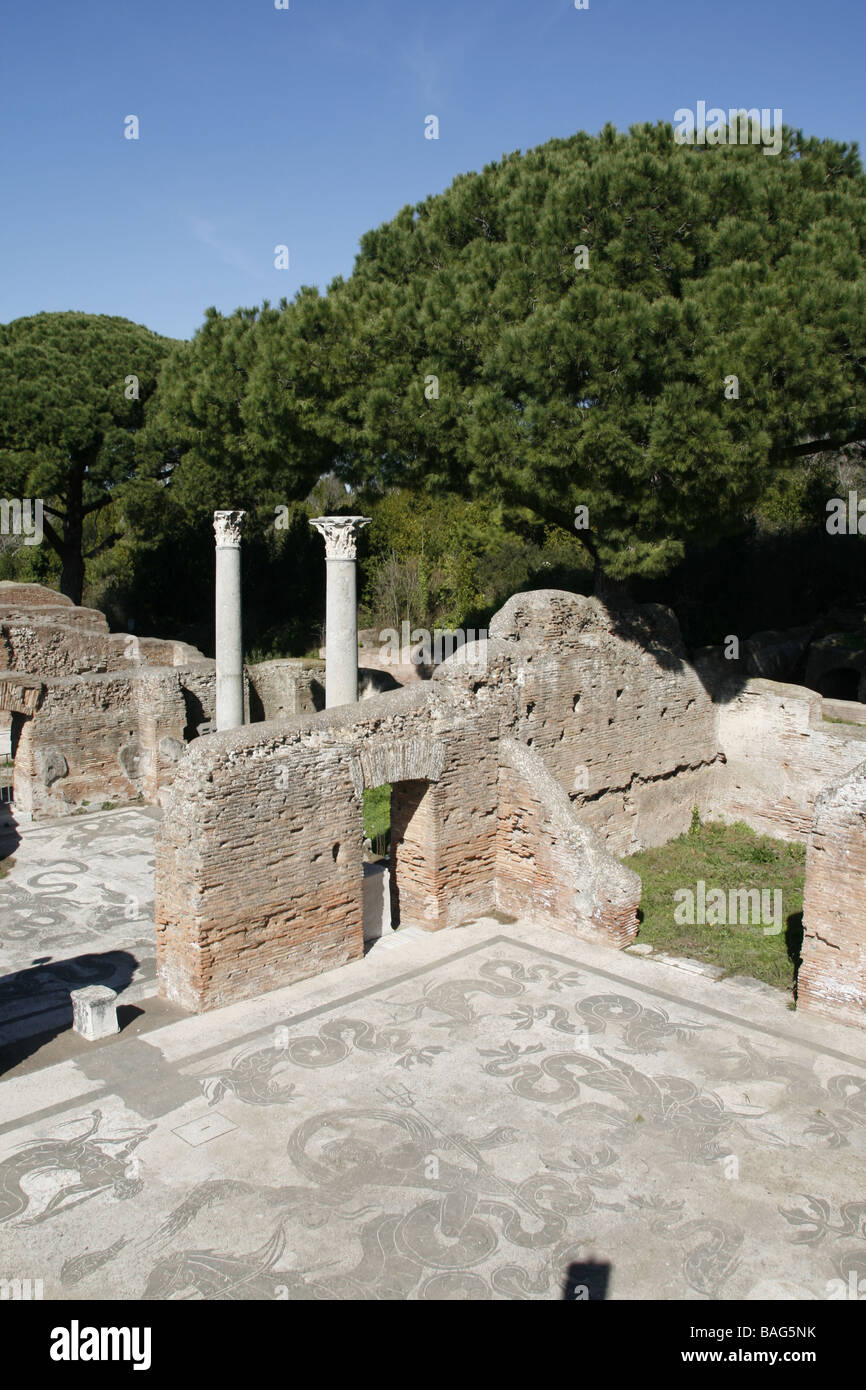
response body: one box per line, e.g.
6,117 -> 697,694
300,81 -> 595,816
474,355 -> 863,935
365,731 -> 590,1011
310,515 -> 371,708
213,510 -> 246,731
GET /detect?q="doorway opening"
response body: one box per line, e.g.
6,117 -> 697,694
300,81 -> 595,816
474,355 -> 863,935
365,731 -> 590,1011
360,776 -> 438,942
362,783 -> 391,945
0,714 -> 12,804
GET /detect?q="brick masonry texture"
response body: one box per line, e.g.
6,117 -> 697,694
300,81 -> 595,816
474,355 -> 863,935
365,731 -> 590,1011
710,677 -> 866,841
155,592 -> 722,1011
800,758 -> 866,1029
5,582 -> 866,1029
0,582 -> 215,815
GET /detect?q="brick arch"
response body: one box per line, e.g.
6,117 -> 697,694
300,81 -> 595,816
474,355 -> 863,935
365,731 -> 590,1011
348,736 -> 446,796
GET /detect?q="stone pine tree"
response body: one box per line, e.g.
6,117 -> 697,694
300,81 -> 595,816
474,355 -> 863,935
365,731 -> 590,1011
0,312 -> 174,603
315,121 -> 866,590
148,297 -> 338,526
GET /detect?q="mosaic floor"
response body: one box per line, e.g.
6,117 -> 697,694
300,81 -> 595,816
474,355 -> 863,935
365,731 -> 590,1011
1,916 -> 864,1300
0,806 -> 159,1049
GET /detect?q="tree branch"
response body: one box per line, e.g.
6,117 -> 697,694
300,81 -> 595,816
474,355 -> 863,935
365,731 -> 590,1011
39,513 -> 64,558
84,531 -> 122,559
81,494 -> 113,517
775,430 -> 866,461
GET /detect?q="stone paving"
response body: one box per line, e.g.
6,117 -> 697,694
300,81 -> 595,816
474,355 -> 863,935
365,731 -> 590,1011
0,805 -> 159,1050
1,901 -> 865,1301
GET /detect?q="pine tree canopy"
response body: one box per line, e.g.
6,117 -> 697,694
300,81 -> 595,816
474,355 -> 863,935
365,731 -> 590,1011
315,121 -> 866,582
0,311 -> 174,602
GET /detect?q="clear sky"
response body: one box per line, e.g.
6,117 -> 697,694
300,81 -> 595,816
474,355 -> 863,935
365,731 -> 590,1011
1,0 -> 863,342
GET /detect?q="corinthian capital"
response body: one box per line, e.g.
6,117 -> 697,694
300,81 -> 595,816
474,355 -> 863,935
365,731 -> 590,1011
213,510 -> 246,548
309,515 -> 372,560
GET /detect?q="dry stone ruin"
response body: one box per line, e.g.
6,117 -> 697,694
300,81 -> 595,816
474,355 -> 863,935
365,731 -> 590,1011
2,555 -> 865,1036
0,581 -> 326,815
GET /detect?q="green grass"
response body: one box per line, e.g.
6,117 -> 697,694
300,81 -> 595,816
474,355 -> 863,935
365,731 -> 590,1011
626,816 -> 805,992
362,784 -> 391,847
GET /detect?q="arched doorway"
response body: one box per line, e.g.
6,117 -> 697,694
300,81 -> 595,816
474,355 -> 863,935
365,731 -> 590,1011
350,737 -> 446,942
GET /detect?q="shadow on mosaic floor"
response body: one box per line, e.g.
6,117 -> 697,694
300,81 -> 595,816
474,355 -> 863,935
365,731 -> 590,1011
0,948 -> 140,1075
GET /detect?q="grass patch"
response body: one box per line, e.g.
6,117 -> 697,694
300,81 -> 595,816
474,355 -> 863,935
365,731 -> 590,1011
362,784 -> 391,852
626,816 -> 805,992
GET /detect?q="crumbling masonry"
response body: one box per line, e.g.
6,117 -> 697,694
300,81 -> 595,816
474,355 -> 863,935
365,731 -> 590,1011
2,580 -> 865,1031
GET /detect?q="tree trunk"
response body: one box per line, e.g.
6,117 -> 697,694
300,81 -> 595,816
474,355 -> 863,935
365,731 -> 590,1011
59,543 -> 84,605
59,460 -> 86,605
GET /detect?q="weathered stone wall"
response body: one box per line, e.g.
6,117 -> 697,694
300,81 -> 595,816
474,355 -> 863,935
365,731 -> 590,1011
0,582 -> 205,678
799,759 -> 866,1030
488,591 -> 721,854
0,583 -> 213,816
156,594 -> 714,1011
10,579 -> 866,1030
12,666 -> 215,815
496,739 -> 641,945
155,677 -> 505,1009
246,658 -> 324,721
709,679 -> 866,841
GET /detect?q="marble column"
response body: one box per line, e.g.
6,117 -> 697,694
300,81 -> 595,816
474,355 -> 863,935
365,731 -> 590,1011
310,515 -> 371,708
213,509 -> 246,730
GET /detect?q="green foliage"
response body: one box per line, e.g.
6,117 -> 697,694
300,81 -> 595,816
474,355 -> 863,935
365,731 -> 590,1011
0,312 -> 175,601
318,123 -> 866,587
628,819 -> 805,990
358,487 -> 590,632
362,784 -> 391,848
147,299 -> 338,529
6,122 -> 866,641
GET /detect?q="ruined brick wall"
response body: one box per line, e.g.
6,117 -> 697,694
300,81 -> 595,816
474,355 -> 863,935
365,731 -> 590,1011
156,723 -> 365,1011
155,594 -> 720,1009
0,581 -> 207,677
488,591 -> 720,854
710,679 -> 866,841
389,779 -> 437,926
155,678 -> 503,1008
0,582 -> 213,816
799,759 -> 866,1030
12,666 -> 213,815
246,658 -> 324,721
385,691 -> 501,931
496,739 -> 641,946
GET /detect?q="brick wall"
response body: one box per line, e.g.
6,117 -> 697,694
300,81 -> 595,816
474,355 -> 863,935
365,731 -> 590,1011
157,596 -> 698,1010
247,658 -> 324,721
710,679 -> 866,841
496,739 -> 641,946
13,666 -> 214,814
799,759 -> 866,1030
488,591 -> 721,854
0,581 -> 207,678
155,679 -> 504,1008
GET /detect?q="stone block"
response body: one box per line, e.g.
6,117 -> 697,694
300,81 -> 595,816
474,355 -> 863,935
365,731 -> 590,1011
71,985 -> 119,1040
362,861 -> 392,942
38,746 -> 68,787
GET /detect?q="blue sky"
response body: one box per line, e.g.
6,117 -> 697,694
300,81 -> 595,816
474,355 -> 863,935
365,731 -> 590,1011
1,0 -> 863,342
